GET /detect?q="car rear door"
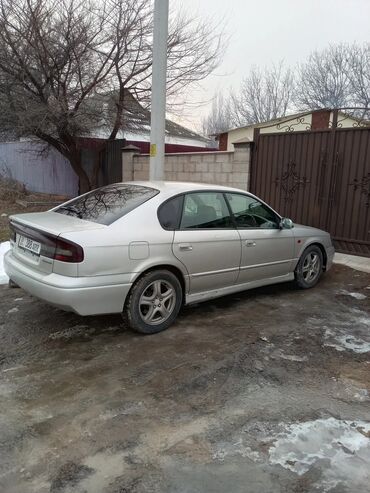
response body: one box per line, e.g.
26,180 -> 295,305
225,192 -> 295,283
172,192 -> 241,294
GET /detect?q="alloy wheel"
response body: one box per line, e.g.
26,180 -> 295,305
139,280 -> 176,325
302,252 -> 321,283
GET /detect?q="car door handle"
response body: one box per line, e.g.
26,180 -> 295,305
179,243 -> 193,251
245,240 -> 256,247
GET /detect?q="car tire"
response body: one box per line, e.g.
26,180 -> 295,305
124,270 -> 183,334
294,245 -> 323,289
8,279 -> 20,289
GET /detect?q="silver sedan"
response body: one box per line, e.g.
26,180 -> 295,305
4,182 -> 335,334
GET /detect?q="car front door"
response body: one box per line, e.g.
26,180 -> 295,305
225,193 -> 295,283
173,191 -> 241,294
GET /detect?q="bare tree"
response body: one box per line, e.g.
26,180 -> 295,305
295,44 -> 353,110
347,43 -> 370,116
230,62 -> 294,126
0,0 -> 224,192
201,92 -> 232,138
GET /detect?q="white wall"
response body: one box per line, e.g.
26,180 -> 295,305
225,112 -> 361,151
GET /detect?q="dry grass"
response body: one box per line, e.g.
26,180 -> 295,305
0,176 -> 68,242
0,175 -> 27,203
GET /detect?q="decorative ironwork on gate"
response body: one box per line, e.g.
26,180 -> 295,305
257,108 -> 370,133
276,115 -> 312,132
349,173 -> 370,207
274,162 -> 310,201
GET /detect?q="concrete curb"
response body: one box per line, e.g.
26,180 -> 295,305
333,253 -> 370,274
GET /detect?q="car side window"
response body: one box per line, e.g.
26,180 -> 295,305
180,192 -> 233,229
158,195 -> 184,230
226,193 -> 280,229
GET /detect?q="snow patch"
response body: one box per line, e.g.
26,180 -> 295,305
49,325 -> 92,339
0,241 -> 10,284
100,402 -> 144,421
268,418 -> 370,492
354,389 -> 369,402
273,351 -> 308,362
324,328 -> 370,354
213,438 -> 261,462
7,307 -> 18,314
339,289 -> 367,300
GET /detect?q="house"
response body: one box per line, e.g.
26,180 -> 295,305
217,109 -> 370,151
86,89 -> 211,152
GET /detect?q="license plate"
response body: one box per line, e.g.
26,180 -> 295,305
18,235 -> 41,255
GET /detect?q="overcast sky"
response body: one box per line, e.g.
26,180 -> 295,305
173,0 -> 370,131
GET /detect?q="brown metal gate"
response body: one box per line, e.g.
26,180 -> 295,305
250,123 -> 370,257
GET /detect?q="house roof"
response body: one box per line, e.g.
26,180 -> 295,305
93,90 -> 210,143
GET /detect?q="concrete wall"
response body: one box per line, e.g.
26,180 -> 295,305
122,142 -> 251,190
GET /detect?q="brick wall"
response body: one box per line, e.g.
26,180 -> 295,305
311,109 -> 331,130
218,132 -> 228,151
122,142 -> 251,190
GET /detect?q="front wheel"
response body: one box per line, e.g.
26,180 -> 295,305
124,270 -> 183,334
295,245 -> 323,289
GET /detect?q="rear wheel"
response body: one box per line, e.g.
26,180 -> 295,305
124,270 -> 182,334
295,245 -> 323,289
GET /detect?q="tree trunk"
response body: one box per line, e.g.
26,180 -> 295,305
68,149 -> 91,194
91,148 -> 103,190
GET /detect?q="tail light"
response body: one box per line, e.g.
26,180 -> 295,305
54,237 -> 84,263
10,221 -> 84,263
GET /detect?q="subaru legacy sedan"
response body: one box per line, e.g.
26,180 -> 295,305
4,182 -> 334,334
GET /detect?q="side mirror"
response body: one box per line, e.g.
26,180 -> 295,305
280,217 -> 294,229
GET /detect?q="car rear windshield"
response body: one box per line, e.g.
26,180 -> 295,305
54,184 -> 159,225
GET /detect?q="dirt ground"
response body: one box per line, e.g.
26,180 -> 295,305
0,265 -> 369,493
0,185 -> 66,242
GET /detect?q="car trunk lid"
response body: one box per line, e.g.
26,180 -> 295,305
9,212 -> 105,274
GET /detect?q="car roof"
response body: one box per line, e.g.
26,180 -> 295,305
121,181 -> 252,199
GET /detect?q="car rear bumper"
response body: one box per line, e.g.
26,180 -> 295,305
4,250 -> 132,316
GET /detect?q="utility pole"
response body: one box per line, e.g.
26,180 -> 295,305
149,0 -> 169,181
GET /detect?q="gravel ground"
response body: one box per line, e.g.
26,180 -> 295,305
0,265 -> 369,493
